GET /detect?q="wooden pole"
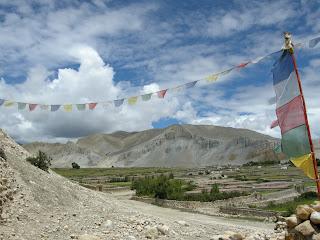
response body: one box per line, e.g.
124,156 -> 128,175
285,32 -> 320,197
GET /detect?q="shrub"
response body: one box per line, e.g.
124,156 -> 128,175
0,148 -> 7,160
72,162 -> 80,169
26,151 -> 51,172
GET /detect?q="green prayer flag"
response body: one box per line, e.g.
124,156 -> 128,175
281,124 -> 310,158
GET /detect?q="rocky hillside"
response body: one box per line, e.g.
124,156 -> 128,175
0,128 -> 280,239
24,124 -> 280,168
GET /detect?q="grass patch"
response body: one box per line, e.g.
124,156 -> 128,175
52,167 -> 174,178
264,192 -> 317,216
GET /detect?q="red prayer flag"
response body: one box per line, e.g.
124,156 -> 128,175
276,95 -> 305,134
237,62 -> 250,68
88,103 -> 97,110
29,104 -> 38,111
157,89 -> 167,98
270,119 -> 279,129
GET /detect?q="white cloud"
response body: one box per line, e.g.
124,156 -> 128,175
0,46 -> 180,142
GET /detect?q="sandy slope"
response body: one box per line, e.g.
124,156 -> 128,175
0,129 -> 276,240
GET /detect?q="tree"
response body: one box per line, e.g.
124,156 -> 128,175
26,151 -> 51,172
72,162 -> 80,169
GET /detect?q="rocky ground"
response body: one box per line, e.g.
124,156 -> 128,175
0,129 -> 284,240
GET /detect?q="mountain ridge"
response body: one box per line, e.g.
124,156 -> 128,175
24,124 -> 281,168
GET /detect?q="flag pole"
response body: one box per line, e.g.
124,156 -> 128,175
284,32 -> 320,197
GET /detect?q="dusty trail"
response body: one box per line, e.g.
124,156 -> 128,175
121,198 -> 274,232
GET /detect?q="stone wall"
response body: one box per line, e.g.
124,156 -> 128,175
219,206 -> 280,218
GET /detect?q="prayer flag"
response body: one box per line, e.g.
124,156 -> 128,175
18,103 -> 26,110
275,96 -> 305,134
291,154 -> 316,179
76,104 -> 86,111
237,62 -> 250,68
29,104 -> 37,111
128,96 -> 138,105
64,104 -> 73,112
88,103 -> 97,110
4,101 -> 14,107
184,81 -> 197,89
206,74 -> 219,82
270,119 -> 279,129
273,144 -> 282,154
157,89 -> 167,98
309,37 -> 320,48
272,50 -> 314,179
114,99 -> 124,107
0,99 -> 4,106
141,93 -> 152,101
40,105 -> 49,110
51,105 -> 61,112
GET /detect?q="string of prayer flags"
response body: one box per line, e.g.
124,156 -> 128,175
0,35 -> 319,113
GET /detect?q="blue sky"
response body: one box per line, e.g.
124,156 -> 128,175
0,0 -> 319,142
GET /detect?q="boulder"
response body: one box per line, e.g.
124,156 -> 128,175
311,212 -> 320,225
296,205 -> 314,220
286,215 -> 300,228
294,220 -> 315,237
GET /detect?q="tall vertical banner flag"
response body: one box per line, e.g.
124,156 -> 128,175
272,49 -> 320,192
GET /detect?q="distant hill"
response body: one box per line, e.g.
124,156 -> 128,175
23,124 -> 282,168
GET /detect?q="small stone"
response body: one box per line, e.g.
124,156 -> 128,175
70,234 -> 78,239
313,233 -> 320,240
176,220 -> 189,226
144,226 -> 158,239
157,225 -> 169,235
286,215 -> 300,228
78,234 -> 101,240
296,205 -> 314,220
104,220 -> 113,228
310,212 -> 320,224
295,220 -> 315,236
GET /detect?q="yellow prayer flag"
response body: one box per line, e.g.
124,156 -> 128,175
4,101 -> 15,107
291,154 -> 316,179
128,96 -> 138,105
205,74 -> 219,82
63,104 -> 73,112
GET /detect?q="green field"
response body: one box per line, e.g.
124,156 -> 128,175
52,167 -> 177,178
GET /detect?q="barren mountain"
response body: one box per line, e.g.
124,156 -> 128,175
0,128 -> 278,240
24,124 -> 280,168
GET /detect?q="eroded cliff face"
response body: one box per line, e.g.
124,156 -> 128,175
24,124 -> 280,168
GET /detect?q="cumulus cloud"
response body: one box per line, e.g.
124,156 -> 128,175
0,46 -> 180,143
0,0 -> 319,144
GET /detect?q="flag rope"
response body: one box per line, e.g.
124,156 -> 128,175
0,36 -> 319,112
